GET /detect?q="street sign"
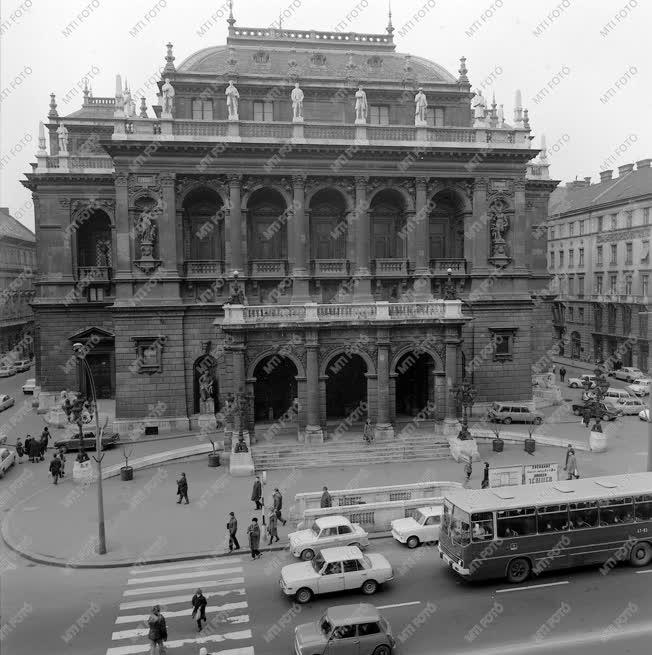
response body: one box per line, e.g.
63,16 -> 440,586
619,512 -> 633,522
489,465 -> 523,488
524,463 -> 559,485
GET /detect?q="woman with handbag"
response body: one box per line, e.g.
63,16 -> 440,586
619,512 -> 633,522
565,449 -> 579,480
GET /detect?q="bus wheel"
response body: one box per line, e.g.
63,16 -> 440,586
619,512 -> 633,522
629,541 -> 652,567
506,557 -> 531,583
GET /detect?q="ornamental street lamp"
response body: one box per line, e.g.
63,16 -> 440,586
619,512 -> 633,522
73,342 -> 107,555
452,379 -> 476,440
442,268 -> 458,300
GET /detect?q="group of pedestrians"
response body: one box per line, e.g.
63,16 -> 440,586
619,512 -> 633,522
15,427 -> 51,464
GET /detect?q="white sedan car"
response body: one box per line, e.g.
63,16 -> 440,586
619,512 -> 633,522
391,506 -> 443,548
0,447 -> 16,478
22,378 -> 37,394
289,515 -> 369,561
0,366 -> 15,378
0,394 -> 15,412
627,379 -> 651,397
640,409 -> 650,422
613,367 -> 645,383
280,546 -> 393,604
567,375 -> 597,389
614,398 -> 647,416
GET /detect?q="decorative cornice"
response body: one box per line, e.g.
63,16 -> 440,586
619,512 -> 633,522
596,226 -> 650,244
176,174 -> 227,197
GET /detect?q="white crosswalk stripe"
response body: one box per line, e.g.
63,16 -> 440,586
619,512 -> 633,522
106,557 -> 256,655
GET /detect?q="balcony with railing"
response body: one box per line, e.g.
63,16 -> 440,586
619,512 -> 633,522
42,155 -> 114,173
249,260 -> 288,277
222,300 -> 465,326
373,259 -> 408,277
429,259 -> 467,274
184,260 -> 224,278
77,266 -> 112,283
312,260 -> 350,277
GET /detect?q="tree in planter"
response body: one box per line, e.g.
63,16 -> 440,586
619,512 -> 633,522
491,423 -> 504,452
121,446 -> 135,470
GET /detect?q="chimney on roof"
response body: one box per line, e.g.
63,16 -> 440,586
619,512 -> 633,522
618,163 -> 634,176
600,170 -> 613,182
636,158 -> 651,169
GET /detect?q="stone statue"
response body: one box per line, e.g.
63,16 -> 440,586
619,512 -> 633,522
225,279 -> 246,305
225,80 -> 239,120
233,436 -> 249,453
199,369 -> 214,402
57,124 -> 69,153
414,87 -> 428,125
489,201 -> 510,257
161,78 -> 175,115
97,240 -> 110,267
123,87 -> 136,117
471,89 -> 486,121
136,210 -> 157,244
291,82 -> 304,121
355,86 -> 367,123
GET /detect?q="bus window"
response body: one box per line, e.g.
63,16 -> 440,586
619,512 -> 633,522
536,505 -> 570,532
450,507 -> 470,547
471,512 -> 494,541
635,495 -> 652,522
599,497 -> 634,525
497,507 -> 536,538
443,501 -> 451,535
569,501 -> 598,529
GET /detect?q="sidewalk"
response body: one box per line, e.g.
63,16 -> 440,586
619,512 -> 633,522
2,436 -> 645,569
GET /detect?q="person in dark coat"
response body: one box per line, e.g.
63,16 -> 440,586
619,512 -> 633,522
15,438 -> 24,463
63,397 -> 73,422
28,435 -> 41,463
266,508 -> 279,544
191,588 -> 207,632
565,449 -> 579,480
227,512 -> 240,552
559,367 -> 567,383
176,472 -> 189,504
247,517 -> 261,559
39,427 -> 50,461
49,454 -> 62,484
147,605 -> 167,654
481,462 -> 490,489
251,476 -> 262,510
57,446 -> 66,477
24,435 -> 32,462
320,486 -> 332,508
272,488 -> 286,526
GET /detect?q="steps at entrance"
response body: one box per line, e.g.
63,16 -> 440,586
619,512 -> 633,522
251,434 -> 452,470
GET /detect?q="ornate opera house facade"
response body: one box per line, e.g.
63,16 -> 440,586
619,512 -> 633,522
24,18 -> 558,440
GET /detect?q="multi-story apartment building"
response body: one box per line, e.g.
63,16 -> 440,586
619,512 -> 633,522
0,207 -> 35,360
548,160 -> 651,373
23,17 -> 557,437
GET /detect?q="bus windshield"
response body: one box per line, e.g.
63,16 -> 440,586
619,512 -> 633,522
443,500 -> 470,547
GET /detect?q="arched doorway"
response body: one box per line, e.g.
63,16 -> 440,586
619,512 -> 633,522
325,353 -> 367,419
429,190 -> 465,261
395,352 -> 434,417
570,332 -> 581,360
193,355 -> 219,414
253,355 -> 297,421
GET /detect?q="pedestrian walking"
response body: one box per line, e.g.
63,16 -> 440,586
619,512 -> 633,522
49,453 -> 62,484
363,419 -> 374,445
463,459 -> 472,487
565,449 -> 579,480
251,476 -> 262,510
227,511 -> 240,552
564,444 -> 573,470
247,517 -> 261,559
272,488 -> 286,526
481,462 -> 490,489
559,367 -> 567,383
191,588 -> 207,632
147,605 -> 167,654
39,427 -> 50,461
28,435 -> 40,463
320,486 -> 332,508
582,406 -> 591,429
57,446 -> 66,477
266,508 -> 279,544
15,438 -> 24,463
24,435 -> 32,462
176,472 -> 189,504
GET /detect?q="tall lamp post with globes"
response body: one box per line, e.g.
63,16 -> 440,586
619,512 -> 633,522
72,342 -> 107,555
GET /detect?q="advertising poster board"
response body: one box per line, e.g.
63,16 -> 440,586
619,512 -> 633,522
488,465 -> 523,488
524,463 -> 559,485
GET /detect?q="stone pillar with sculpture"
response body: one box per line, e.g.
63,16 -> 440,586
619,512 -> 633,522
353,177 -> 372,301
227,175 -> 243,274
291,174 -> 310,303
114,173 -> 133,301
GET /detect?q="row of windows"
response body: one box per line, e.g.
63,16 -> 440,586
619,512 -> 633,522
0,247 -> 35,267
549,207 -> 651,240
593,273 -> 649,297
551,241 -> 649,269
190,98 -> 447,126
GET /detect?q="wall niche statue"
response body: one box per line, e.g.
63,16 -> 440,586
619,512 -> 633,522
488,197 -> 512,268
133,199 -> 162,273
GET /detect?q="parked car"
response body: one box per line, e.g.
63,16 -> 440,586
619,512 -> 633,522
289,515 -> 369,561
21,378 -> 37,394
12,359 -> 31,373
294,604 -> 395,655
640,409 -> 650,422
487,402 -> 543,425
627,379 -> 651,397
603,388 -> 634,403
610,397 -> 647,416
571,401 -> 622,421
613,367 -> 645,383
567,374 -> 597,389
0,394 -> 15,412
53,431 -> 120,452
0,365 -> 15,378
280,546 -> 393,604
391,506 -> 443,549
0,447 -> 16,478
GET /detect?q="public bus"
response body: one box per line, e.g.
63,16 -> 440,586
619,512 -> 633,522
438,472 -> 652,583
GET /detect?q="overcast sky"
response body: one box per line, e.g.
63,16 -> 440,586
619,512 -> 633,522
1,0 -> 650,230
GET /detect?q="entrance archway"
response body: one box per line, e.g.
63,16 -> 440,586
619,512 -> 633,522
325,353 -> 367,419
395,352 -> 434,417
253,356 -> 297,421
570,332 -> 581,360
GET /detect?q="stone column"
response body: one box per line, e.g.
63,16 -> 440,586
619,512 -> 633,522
413,177 -> 432,299
291,175 -> 310,303
512,178 -> 527,273
159,173 -> 181,299
114,173 -> 133,301
443,329 -> 460,435
375,329 -> 394,439
353,176 -> 373,301
434,372 -> 447,423
228,175 -> 243,275
305,330 -> 323,443
468,178 -> 489,277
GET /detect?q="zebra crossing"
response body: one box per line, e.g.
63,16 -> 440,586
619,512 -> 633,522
106,557 -> 255,655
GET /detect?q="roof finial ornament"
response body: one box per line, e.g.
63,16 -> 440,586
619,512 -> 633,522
48,92 -> 58,118
164,42 -> 176,74
457,56 -> 468,84
227,0 -> 236,32
278,10 -> 283,30
37,121 -> 47,155
386,0 -> 394,36
523,108 -> 530,130
83,78 -> 90,103
539,134 -> 548,163
514,89 -> 523,124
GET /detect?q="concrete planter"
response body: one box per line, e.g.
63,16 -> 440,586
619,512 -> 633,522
120,466 -> 134,481
589,431 -> 607,453
524,438 -> 536,454
208,453 -> 221,467
492,438 -> 504,452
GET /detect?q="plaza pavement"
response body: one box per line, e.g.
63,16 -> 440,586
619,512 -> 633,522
2,431 -> 646,569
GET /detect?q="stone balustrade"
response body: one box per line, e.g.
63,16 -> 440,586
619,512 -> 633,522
429,258 -> 467,274
77,266 -> 112,282
184,260 -> 224,277
374,258 -> 408,277
312,259 -> 350,277
250,259 -> 288,277
223,300 -> 464,325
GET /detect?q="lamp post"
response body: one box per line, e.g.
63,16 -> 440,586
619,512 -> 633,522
73,342 -> 107,555
442,267 -> 457,300
452,379 -> 476,440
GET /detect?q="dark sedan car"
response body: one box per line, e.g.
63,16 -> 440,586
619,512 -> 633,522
53,431 -> 120,452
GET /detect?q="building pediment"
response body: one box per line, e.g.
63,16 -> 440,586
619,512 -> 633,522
67,326 -> 115,342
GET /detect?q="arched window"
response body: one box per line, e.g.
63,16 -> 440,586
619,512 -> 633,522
183,188 -> 224,262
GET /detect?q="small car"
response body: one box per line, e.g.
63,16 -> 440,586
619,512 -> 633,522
603,388 -> 634,403
12,359 -> 31,373
294,604 -> 395,655
22,378 -> 37,394
640,409 -> 650,422
612,398 -> 646,416
487,402 -> 543,425
289,515 -> 369,561
627,379 -> 651,397
0,447 -> 16,478
571,401 -> 621,421
0,394 -> 15,412
613,367 -> 644,383
391,506 -> 443,548
53,431 -> 120,452
280,546 -> 393,604
0,365 -> 15,378
567,374 -> 597,389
